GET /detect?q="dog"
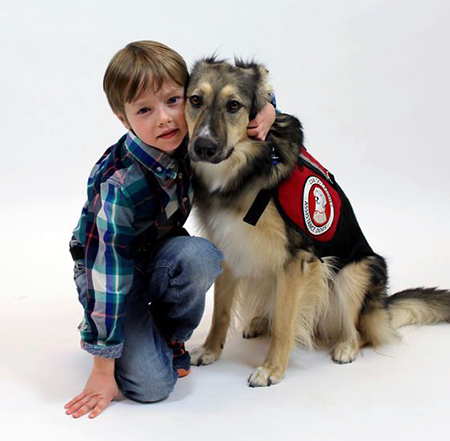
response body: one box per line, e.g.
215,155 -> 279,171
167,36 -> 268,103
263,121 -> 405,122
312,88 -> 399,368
184,57 -> 450,387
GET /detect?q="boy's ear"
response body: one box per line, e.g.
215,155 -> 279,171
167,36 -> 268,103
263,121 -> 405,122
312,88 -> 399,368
116,113 -> 131,130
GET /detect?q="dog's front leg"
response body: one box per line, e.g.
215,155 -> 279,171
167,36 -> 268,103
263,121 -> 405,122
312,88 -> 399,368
191,262 -> 239,366
247,257 -> 302,387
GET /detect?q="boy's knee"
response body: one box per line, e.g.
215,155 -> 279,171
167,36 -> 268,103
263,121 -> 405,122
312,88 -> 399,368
117,370 -> 177,404
125,384 -> 173,404
150,236 -> 223,299
177,237 -> 224,281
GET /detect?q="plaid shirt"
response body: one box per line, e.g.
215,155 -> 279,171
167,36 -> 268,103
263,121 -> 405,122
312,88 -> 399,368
71,131 -> 193,358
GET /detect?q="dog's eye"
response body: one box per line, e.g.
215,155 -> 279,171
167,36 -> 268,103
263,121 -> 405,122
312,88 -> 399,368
189,95 -> 203,108
226,100 -> 242,113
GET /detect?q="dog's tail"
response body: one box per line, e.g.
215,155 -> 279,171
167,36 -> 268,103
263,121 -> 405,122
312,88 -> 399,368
386,287 -> 450,329
359,287 -> 450,347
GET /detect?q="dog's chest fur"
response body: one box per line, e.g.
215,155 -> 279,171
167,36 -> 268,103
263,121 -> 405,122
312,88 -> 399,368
195,191 -> 289,278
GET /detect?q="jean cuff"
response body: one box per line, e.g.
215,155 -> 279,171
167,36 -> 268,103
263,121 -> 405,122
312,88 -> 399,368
80,340 -> 124,358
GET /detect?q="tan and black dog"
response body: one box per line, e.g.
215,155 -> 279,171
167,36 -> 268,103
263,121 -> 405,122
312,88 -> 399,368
185,57 -> 450,387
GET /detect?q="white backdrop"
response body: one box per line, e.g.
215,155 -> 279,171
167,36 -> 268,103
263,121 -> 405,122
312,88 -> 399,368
1,1 -> 449,440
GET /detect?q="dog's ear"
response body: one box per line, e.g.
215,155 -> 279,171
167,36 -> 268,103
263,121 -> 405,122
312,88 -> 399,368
198,54 -> 226,65
234,59 -> 272,120
190,55 -> 227,80
250,65 -> 271,120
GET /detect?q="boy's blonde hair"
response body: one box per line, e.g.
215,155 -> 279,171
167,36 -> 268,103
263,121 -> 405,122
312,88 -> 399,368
103,40 -> 188,117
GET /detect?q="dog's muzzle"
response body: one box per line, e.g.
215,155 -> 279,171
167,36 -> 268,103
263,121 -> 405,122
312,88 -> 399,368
192,137 -> 218,162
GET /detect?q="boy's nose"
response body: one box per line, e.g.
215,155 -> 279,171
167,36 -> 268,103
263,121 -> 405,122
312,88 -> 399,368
157,108 -> 171,125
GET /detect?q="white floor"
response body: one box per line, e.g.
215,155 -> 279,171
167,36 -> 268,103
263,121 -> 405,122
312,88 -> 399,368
2,1 -> 450,440
1,208 -> 450,441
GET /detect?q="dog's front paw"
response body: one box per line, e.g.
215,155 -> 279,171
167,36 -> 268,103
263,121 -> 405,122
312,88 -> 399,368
247,366 -> 284,387
190,346 -> 221,366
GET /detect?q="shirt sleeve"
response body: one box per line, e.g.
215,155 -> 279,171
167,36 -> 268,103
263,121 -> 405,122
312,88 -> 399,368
79,181 -> 136,358
269,91 -> 277,109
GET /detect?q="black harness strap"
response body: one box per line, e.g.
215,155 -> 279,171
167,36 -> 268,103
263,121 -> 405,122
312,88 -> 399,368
243,189 -> 272,226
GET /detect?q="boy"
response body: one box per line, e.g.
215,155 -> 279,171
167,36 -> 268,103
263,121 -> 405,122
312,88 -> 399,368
65,41 -> 276,419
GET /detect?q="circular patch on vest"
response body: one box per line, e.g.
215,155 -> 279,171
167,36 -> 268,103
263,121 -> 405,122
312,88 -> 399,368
303,176 -> 335,236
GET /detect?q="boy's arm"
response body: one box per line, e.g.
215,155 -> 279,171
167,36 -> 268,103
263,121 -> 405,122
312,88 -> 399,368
80,181 -> 136,358
67,181 -> 136,418
65,356 -> 120,419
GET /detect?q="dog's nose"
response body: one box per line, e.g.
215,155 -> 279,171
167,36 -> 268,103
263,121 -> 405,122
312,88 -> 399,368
194,137 -> 218,161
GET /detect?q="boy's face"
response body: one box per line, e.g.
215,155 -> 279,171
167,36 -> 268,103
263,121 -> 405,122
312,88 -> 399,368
118,82 -> 188,155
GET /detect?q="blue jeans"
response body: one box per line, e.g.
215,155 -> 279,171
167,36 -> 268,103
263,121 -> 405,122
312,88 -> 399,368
75,236 -> 223,403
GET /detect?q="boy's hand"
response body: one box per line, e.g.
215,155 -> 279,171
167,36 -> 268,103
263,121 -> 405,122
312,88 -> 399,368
65,356 -> 121,419
247,102 -> 276,141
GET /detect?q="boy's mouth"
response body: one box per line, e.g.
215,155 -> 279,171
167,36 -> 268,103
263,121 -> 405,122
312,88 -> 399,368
158,129 -> 178,139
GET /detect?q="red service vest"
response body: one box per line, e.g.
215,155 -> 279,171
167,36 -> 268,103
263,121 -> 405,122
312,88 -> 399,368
275,149 -> 342,244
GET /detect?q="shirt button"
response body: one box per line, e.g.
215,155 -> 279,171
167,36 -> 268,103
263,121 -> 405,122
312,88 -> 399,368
156,167 -> 162,173
178,172 -> 183,179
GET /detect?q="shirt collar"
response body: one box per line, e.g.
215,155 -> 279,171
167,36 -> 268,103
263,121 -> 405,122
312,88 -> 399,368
124,130 -> 181,179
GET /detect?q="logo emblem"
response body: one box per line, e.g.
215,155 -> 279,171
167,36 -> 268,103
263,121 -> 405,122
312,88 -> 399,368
303,176 -> 334,236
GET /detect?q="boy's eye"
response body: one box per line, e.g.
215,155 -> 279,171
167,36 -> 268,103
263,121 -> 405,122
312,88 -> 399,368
137,107 -> 151,115
168,96 -> 180,105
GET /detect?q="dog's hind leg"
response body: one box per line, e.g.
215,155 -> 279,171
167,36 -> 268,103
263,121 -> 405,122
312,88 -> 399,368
191,262 -> 239,366
329,259 -> 375,364
241,275 -> 276,339
243,316 -> 270,339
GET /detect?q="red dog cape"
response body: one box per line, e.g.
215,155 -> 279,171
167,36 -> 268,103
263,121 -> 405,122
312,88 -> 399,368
276,149 -> 341,244
244,148 -> 374,261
